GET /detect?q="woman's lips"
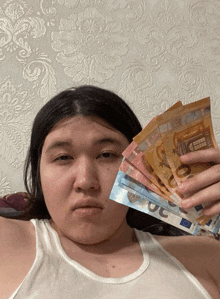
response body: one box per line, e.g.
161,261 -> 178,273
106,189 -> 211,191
73,206 -> 102,216
72,199 -> 103,216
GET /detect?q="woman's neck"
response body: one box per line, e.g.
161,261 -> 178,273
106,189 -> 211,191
51,219 -> 137,256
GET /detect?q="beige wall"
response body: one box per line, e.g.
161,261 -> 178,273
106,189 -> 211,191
0,0 -> 219,195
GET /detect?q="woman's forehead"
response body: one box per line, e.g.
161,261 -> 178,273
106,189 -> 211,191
43,115 -> 129,148
52,115 -> 116,131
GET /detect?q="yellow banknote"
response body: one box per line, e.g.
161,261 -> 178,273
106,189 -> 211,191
158,97 -> 218,184
157,97 -> 218,225
133,102 -> 183,205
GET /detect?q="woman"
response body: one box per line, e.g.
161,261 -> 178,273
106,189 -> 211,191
0,86 -> 219,299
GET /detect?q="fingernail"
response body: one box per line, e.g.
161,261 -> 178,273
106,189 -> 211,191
179,155 -> 187,162
177,183 -> 184,191
202,209 -> 210,216
180,200 -> 190,209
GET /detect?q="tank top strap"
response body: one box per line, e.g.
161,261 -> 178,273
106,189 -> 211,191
30,219 -> 62,257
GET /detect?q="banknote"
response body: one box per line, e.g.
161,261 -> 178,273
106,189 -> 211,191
119,158 -> 161,195
109,170 -> 220,237
158,97 -> 217,183
133,102 -> 183,204
129,98 -> 218,225
122,143 -> 172,201
117,169 -> 220,230
158,97 -> 218,224
110,97 -> 219,232
133,116 -> 181,205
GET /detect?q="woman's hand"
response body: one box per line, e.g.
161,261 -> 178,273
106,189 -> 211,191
177,148 -> 220,217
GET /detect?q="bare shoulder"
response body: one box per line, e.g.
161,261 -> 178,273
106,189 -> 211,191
0,217 -> 35,260
0,217 -> 36,298
154,234 -> 219,257
153,234 -> 219,266
153,234 -> 219,298
0,216 -> 35,246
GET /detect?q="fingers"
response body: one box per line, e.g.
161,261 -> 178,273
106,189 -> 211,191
180,148 -> 220,164
177,148 -> 220,217
202,201 -> 220,216
177,164 -> 220,196
179,181 -> 219,207
179,182 -> 220,217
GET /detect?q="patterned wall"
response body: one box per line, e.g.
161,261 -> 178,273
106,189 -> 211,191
0,0 -> 220,195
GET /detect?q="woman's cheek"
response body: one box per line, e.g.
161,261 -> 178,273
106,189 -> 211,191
103,165 -> 119,191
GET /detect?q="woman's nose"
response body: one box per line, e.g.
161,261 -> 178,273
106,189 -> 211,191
73,158 -> 99,192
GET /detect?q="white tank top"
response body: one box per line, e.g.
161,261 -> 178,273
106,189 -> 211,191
9,219 -> 211,299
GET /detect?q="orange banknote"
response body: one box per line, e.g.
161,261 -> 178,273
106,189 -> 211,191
120,98 -> 218,226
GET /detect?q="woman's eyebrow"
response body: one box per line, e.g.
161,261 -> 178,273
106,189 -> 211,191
45,137 -> 124,154
45,141 -> 72,153
93,137 -> 123,146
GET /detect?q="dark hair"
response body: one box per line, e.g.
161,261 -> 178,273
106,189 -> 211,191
24,85 -> 142,219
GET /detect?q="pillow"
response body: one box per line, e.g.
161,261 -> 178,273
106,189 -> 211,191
0,192 -> 30,219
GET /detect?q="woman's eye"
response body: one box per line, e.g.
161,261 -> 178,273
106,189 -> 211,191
101,153 -> 112,158
55,155 -> 72,162
99,152 -> 118,159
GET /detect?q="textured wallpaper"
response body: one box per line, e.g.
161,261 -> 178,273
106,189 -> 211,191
0,0 -> 220,195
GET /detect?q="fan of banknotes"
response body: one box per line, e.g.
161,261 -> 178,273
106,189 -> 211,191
110,97 -> 220,238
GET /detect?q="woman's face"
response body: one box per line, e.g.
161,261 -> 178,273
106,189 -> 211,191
40,115 -> 131,245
